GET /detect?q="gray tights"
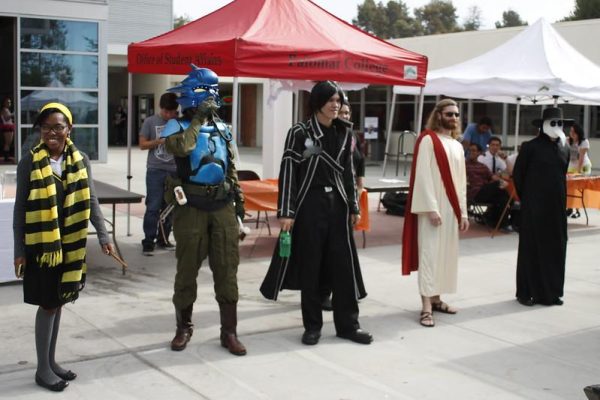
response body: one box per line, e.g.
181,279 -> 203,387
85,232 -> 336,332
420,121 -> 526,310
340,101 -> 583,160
35,307 -> 68,384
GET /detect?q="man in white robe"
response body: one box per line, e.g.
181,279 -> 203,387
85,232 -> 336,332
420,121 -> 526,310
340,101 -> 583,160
402,98 -> 469,327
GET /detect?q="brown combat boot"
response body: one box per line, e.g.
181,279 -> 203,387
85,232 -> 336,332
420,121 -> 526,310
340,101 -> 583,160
171,305 -> 193,351
219,303 -> 247,356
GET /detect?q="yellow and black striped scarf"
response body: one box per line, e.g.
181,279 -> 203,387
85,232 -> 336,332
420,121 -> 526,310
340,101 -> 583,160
25,139 -> 91,303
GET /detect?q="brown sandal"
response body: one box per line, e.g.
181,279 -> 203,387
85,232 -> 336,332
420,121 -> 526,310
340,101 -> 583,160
431,301 -> 457,314
420,311 -> 435,327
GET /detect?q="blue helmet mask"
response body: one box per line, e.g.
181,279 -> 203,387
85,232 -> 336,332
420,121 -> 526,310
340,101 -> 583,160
167,64 -> 221,111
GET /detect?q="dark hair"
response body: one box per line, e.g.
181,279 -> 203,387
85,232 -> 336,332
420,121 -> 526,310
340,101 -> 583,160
469,143 -> 483,152
309,81 -> 344,114
489,136 -> 502,145
160,93 -> 179,111
33,107 -> 71,128
341,96 -> 352,112
478,116 -> 492,127
569,123 -> 585,145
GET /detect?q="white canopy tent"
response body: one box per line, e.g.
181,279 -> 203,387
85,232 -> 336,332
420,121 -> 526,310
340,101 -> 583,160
392,18 -> 600,148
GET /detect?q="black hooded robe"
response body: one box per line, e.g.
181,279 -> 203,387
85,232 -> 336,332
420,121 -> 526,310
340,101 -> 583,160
513,134 -> 569,304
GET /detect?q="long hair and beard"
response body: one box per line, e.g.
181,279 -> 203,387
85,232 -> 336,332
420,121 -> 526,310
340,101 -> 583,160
425,98 -> 461,139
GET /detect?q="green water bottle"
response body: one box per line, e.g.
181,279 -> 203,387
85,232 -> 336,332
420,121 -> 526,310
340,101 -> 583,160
279,230 -> 291,258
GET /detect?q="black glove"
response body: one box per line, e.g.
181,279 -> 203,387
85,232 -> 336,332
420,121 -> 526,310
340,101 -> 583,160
194,98 -> 220,121
235,200 -> 246,222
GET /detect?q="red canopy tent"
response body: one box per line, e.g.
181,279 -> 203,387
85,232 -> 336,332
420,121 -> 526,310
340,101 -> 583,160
123,0 -> 428,233
127,0 -> 428,86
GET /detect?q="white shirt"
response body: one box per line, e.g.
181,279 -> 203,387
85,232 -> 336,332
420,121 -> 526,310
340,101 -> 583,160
477,151 -> 506,174
50,155 -> 64,176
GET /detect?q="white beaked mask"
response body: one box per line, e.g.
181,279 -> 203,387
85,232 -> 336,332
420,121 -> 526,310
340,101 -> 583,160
542,119 -> 566,146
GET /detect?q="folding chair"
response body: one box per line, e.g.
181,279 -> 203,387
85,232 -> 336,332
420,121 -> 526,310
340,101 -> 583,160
467,201 -> 492,227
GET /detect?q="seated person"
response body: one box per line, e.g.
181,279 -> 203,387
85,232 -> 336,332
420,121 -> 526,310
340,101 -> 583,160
477,136 -> 507,175
462,116 -> 493,154
466,143 -> 511,228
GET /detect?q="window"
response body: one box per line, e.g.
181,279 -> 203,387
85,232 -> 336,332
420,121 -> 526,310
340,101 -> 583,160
21,19 -> 98,52
19,17 -> 99,158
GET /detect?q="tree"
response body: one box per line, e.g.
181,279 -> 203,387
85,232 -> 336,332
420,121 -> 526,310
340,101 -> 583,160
463,5 -> 482,31
174,14 -> 191,29
563,0 -> 600,21
414,0 -> 460,35
353,0 -> 388,37
386,1 -> 422,38
495,10 -> 527,28
353,0 -> 420,38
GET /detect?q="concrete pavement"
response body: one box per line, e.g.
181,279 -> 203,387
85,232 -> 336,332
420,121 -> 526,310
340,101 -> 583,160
0,147 -> 599,399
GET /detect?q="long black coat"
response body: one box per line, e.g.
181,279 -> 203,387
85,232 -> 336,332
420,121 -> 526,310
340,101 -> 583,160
260,115 -> 366,301
513,134 -> 569,303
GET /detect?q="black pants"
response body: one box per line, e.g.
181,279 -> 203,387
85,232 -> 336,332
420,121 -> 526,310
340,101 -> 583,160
293,187 -> 360,334
474,182 -> 510,227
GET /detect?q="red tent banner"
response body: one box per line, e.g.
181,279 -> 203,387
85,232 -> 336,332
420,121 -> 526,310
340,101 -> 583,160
127,0 -> 427,86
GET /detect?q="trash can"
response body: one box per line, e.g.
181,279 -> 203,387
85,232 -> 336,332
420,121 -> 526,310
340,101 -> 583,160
368,140 -> 386,161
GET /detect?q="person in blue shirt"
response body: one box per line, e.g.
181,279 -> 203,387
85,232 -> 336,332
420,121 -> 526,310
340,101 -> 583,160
462,116 -> 493,154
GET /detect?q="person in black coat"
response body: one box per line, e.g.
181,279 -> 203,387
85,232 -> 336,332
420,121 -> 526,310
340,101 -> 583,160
260,81 -> 372,345
513,107 -> 571,306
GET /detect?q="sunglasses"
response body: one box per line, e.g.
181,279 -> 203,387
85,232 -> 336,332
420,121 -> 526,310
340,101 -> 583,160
443,112 -> 460,118
549,120 -> 563,127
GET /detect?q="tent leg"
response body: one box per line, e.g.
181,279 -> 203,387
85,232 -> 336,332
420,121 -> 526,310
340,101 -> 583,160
293,90 -> 299,123
127,73 -> 133,236
232,76 -> 239,144
415,88 -> 425,135
514,98 -> 521,152
382,92 -> 397,176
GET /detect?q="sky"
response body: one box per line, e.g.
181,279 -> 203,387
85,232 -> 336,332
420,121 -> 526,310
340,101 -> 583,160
173,0 -> 576,31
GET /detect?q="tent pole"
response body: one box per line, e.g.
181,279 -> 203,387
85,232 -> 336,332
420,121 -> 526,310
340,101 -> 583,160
382,92 -> 397,176
232,76 -> 239,143
293,90 -> 299,123
415,87 -> 425,135
514,98 -> 521,152
553,95 -> 559,107
126,72 -> 133,236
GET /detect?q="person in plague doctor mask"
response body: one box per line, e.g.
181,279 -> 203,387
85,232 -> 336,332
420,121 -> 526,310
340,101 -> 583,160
512,107 -> 572,307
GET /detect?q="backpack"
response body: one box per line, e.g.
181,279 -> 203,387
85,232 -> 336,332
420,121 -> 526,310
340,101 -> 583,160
380,191 -> 408,216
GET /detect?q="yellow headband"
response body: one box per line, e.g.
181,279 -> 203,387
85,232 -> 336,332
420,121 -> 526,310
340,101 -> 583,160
40,102 -> 73,125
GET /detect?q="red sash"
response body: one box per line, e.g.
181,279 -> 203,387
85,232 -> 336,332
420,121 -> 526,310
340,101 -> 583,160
401,129 -> 462,275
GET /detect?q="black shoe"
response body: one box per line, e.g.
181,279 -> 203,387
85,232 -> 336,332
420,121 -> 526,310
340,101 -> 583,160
321,296 -> 333,311
336,329 -> 373,344
142,241 -> 154,256
301,330 -> 321,345
157,241 -> 176,251
35,374 -> 68,392
55,370 -> 77,381
517,297 -> 535,306
537,298 -> 564,306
